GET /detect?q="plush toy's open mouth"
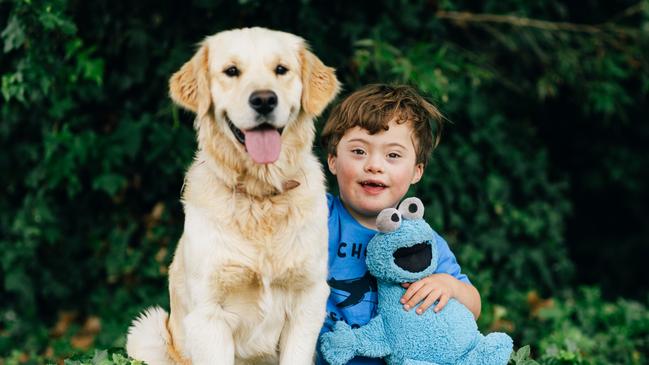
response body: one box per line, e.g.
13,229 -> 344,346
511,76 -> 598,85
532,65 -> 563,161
226,116 -> 285,164
393,242 -> 432,273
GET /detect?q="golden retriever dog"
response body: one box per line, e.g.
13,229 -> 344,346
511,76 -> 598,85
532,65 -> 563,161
126,27 -> 340,365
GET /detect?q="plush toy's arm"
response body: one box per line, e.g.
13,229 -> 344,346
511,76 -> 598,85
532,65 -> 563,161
353,314 -> 391,358
320,315 -> 391,365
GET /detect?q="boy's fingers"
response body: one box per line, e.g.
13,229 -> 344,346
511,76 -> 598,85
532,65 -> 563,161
405,286 -> 433,311
416,290 -> 441,314
434,294 -> 450,313
401,283 -> 411,288
400,281 -> 423,303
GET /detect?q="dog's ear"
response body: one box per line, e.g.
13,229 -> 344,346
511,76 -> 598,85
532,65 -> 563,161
169,44 -> 211,116
300,48 -> 340,117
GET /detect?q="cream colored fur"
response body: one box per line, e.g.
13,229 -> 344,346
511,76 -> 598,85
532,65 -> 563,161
126,27 -> 340,365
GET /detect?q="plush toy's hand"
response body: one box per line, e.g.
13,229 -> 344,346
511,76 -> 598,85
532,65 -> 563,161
320,321 -> 357,365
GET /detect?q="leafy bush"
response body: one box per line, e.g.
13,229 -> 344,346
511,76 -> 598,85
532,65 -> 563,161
2,349 -> 142,365
1,0 -> 648,363
1,0 -> 191,357
532,288 -> 648,364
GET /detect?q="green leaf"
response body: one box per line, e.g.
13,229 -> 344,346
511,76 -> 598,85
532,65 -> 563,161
517,345 -> 531,359
1,72 -> 26,102
1,16 -> 26,53
91,349 -> 109,365
92,174 -> 128,196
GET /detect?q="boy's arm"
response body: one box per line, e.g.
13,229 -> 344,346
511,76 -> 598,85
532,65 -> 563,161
455,278 -> 481,318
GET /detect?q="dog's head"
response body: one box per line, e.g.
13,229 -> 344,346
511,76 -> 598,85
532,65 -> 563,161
169,27 -> 340,165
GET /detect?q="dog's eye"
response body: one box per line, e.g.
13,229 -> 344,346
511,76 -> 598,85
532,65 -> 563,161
224,66 -> 240,77
275,65 -> 288,75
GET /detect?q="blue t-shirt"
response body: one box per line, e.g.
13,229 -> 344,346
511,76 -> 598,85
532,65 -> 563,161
317,194 -> 471,365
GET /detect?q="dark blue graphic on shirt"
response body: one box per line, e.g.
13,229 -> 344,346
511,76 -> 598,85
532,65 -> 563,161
328,271 -> 378,308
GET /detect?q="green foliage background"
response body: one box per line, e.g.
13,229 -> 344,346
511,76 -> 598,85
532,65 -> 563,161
1,0 -> 648,363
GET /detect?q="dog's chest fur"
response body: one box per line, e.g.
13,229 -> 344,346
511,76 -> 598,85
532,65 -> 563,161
171,155 -> 328,360
217,195 -> 321,358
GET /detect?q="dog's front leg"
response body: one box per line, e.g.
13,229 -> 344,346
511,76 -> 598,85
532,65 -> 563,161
181,207 -> 236,365
279,281 -> 329,365
183,303 -> 234,365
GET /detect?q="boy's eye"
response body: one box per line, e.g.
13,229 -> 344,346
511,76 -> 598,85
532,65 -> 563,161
352,149 -> 366,155
387,152 -> 401,159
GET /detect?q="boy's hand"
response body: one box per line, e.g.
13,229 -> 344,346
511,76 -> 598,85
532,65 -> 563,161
400,273 -> 458,314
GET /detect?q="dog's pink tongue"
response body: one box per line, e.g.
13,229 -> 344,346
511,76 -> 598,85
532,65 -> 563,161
244,128 -> 281,164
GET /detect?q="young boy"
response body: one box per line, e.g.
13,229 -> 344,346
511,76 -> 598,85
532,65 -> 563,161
317,84 -> 481,364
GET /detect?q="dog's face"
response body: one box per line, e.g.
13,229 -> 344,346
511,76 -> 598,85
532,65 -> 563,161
207,29 -> 302,133
169,27 -> 339,165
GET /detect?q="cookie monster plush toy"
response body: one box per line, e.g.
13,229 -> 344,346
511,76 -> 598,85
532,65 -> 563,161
320,197 -> 513,365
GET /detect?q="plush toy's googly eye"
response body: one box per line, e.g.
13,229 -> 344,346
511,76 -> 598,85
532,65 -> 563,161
398,197 -> 424,220
376,208 -> 401,232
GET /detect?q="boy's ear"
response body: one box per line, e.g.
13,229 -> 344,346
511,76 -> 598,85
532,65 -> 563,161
411,163 -> 424,184
327,154 -> 338,175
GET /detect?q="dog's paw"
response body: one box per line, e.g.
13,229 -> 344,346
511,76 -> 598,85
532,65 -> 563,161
320,321 -> 357,365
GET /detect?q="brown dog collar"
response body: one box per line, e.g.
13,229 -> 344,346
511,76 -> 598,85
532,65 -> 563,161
235,179 -> 301,196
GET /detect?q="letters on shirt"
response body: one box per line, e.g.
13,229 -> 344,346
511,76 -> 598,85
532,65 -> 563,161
336,242 -> 368,259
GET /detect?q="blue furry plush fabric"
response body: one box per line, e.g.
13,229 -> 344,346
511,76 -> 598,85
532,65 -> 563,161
320,198 -> 513,365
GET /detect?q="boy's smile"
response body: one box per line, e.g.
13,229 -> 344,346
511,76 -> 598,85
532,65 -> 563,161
359,179 -> 388,194
328,120 -> 423,229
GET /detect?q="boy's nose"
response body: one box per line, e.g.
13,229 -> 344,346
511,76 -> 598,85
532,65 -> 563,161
364,156 -> 384,173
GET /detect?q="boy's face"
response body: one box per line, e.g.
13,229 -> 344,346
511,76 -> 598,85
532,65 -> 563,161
328,120 -> 424,229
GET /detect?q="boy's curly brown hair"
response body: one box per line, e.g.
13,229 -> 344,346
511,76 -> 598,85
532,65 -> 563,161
320,84 -> 444,167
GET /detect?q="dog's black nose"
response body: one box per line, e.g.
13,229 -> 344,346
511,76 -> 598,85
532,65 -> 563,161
249,90 -> 278,115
